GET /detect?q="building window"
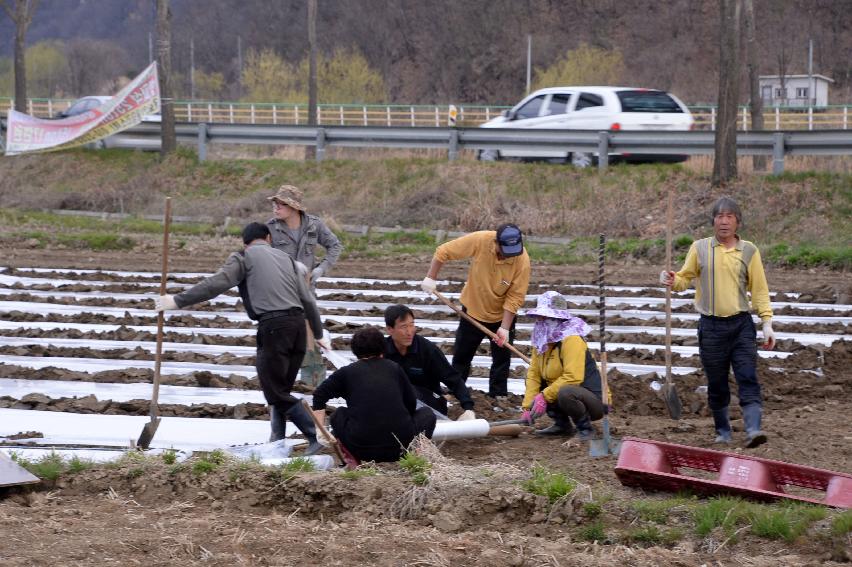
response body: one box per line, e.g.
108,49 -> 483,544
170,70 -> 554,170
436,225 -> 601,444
775,87 -> 787,99
796,87 -> 809,98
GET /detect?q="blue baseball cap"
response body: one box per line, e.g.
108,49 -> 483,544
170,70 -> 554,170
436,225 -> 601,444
496,223 -> 523,257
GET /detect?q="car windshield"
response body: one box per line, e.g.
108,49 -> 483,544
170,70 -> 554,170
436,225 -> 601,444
616,91 -> 683,113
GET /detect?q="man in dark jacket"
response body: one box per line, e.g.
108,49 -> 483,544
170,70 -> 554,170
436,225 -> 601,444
383,305 -> 476,420
311,327 -> 436,463
154,222 -> 329,454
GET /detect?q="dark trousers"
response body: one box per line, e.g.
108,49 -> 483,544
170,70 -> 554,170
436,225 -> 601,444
550,385 -> 605,423
451,307 -> 516,397
255,313 -> 307,416
330,406 -> 437,463
698,312 -> 762,412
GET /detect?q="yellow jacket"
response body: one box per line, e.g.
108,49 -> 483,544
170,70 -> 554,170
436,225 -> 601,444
434,231 -> 531,323
523,336 -> 610,409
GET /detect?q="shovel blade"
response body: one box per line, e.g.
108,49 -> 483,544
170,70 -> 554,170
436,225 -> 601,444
661,383 -> 683,420
589,436 -> 622,457
137,417 -> 161,450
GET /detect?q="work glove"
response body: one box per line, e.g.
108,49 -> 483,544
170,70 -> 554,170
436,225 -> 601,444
457,409 -> 476,421
761,320 -> 776,350
316,336 -> 332,351
311,266 -> 325,285
154,294 -> 178,311
530,393 -> 548,420
521,410 -> 533,425
421,276 -> 437,294
494,327 -> 509,347
659,270 -> 675,287
317,432 -> 336,448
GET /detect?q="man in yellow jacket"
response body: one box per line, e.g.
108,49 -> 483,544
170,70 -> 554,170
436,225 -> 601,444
660,197 -> 775,448
422,224 -> 531,398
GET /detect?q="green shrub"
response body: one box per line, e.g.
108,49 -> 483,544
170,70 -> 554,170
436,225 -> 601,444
583,501 -> 603,519
831,510 -> 852,536
341,466 -> 379,480
279,457 -> 316,480
579,520 -> 606,542
161,450 -> 177,465
749,502 -> 826,542
693,496 -> 748,537
521,464 -> 577,503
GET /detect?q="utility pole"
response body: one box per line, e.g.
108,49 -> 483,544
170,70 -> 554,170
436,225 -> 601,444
190,37 -> 195,100
808,38 -> 813,107
148,32 -> 153,63
237,35 -> 243,99
744,0 -> 765,170
306,0 -> 318,159
526,34 -> 532,95
156,0 -> 176,156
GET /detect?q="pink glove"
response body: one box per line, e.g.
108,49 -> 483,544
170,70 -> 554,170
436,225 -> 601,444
494,327 -> 509,347
521,410 -> 533,425
530,393 -> 547,419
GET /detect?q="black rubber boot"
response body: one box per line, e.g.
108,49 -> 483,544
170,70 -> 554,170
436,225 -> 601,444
268,406 -> 288,442
284,404 -> 323,456
712,408 -> 733,444
574,415 -> 597,441
742,403 -> 768,448
534,415 -> 576,437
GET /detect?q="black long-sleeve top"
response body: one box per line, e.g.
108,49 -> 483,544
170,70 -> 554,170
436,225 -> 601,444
311,357 -> 419,449
384,335 -> 474,410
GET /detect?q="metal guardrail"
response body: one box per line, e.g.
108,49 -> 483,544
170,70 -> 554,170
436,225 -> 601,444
105,123 -> 852,174
3,97 -> 851,130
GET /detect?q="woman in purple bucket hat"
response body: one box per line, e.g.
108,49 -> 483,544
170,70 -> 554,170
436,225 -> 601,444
521,291 -> 608,439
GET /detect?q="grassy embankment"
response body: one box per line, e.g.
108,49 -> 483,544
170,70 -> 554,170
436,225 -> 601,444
0,148 -> 849,269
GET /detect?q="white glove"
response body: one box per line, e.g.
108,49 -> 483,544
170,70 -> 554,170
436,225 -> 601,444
421,276 -> 437,294
659,270 -> 674,286
457,409 -> 476,421
494,327 -> 509,347
316,336 -> 332,351
317,432 -> 336,447
311,266 -> 324,284
154,294 -> 178,311
761,320 -> 776,350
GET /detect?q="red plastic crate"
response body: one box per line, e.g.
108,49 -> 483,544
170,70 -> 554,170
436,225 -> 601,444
615,437 -> 852,508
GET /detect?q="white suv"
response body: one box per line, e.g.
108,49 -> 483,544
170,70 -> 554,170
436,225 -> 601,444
478,86 -> 694,166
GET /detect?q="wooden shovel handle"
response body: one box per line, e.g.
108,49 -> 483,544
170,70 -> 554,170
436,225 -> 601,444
150,197 -> 172,421
301,400 -> 345,466
665,189 -> 673,386
432,290 -> 531,364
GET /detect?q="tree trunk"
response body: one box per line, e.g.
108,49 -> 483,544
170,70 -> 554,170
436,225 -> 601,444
157,0 -> 176,156
305,0 -> 318,160
743,0 -> 765,171
1,0 -> 39,113
712,0 -> 742,188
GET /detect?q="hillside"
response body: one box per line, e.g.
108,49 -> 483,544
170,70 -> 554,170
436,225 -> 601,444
0,150 -> 848,271
1,0 -> 850,104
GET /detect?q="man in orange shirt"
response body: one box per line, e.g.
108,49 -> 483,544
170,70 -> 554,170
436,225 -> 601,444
421,224 -> 531,398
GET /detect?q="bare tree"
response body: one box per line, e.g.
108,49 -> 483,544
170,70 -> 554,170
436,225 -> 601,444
743,0 -> 765,171
305,0 -> 318,160
0,0 -> 40,113
712,0 -> 742,188
65,39 -> 130,97
157,0 -> 176,156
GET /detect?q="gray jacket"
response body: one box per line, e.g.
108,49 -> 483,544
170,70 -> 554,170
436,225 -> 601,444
267,212 -> 343,275
174,242 -> 323,339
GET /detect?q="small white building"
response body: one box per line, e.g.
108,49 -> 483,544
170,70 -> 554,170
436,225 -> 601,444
759,74 -> 834,107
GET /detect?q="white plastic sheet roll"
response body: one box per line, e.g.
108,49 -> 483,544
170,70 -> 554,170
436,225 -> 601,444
431,418 -> 491,441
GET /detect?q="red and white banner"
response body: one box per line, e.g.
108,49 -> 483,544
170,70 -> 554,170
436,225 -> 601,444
4,62 -> 160,156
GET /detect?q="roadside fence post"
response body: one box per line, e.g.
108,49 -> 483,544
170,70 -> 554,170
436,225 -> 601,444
772,132 -> 785,175
197,123 -> 209,162
448,129 -> 459,161
315,128 -> 326,162
597,131 -> 610,171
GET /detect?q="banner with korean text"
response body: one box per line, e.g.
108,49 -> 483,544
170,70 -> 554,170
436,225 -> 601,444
4,62 -> 160,156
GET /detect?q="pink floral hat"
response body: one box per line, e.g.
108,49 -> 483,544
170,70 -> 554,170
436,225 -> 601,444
524,291 -> 574,319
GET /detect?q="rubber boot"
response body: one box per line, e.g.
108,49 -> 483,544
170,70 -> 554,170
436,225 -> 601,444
268,406 -> 288,442
534,414 -> 576,437
742,403 -> 768,448
712,408 -> 733,444
574,415 -> 597,441
284,404 -> 323,456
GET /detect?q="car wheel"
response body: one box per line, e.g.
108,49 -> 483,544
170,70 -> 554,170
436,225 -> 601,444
570,152 -> 592,168
478,149 -> 500,162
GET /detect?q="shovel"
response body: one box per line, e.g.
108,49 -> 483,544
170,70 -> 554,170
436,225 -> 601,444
432,290 -> 531,364
590,234 -> 622,457
660,189 -> 683,420
137,197 -> 172,450
301,400 -> 354,469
